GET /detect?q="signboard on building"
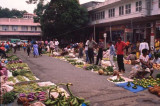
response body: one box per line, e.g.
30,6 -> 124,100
156,20 -> 160,27
125,28 -> 133,33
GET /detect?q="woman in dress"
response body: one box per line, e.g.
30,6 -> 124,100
33,41 -> 39,58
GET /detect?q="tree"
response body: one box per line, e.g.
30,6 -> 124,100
40,0 -> 88,39
33,1 -> 48,22
0,7 -> 27,18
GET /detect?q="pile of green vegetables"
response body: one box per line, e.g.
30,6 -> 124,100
103,66 -> 114,72
85,65 -> 100,71
7,63 -> 29,70
13,83 -> 44,94
45,83 -> 90,106
7,55 -> 19,61
109,77 -> 125,82
71,62 -> 84,66
2,91 -> 16,104
67,59 -> 77,63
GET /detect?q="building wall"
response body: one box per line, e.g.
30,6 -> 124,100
0,18 -> 41,40
89,0 -> 160,25
0,25 -> 41,32
151,0 -> 160,15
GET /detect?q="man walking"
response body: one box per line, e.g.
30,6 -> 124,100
115,37 -> 126,73
88,37 -> 97,64
96,39 -> 104,65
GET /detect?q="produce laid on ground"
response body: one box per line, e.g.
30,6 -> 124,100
44,83 -> 90,106
109,77 -> 125,82
148,85 -> 160,97
1,91 -> 16,104
1,82 -> 90,105
52,54 -> 115,76
1,55 -> 90,105
156,73 -> 160,78
3,55 -> 39,83
132,77 -> 160,88
153,64 -> 160,70
124,60 -> 131,64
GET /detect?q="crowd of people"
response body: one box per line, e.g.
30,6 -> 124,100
0,39 -> 60,58
0,37 -> 160,77
63,37 -> 160,77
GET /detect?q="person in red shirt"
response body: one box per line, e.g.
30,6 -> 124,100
0,45 -> 7,58
115,37 -> 126,73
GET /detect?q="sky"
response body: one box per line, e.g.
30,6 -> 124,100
0,0 -> 105,13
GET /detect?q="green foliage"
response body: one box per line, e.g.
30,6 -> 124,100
12,71 -> 19,77
0,7 -> 27,18
33,1 -> 49,23
40,0 -> 88,39
106,66 -> 114,72
2,91 -> 16,104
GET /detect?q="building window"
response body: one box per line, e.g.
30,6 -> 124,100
12,26 -> 18,31
119,6 -> 124,16
109,8 -> 115,18
21,26 -> 28,31
102,11 -> 105,19
2,25 -> 9,31
91,11 -> 105,21
136,1 -> 142,12
125,4 -> 131,14
31,26 -> 37,31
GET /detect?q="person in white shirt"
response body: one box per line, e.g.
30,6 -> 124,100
55,39 -> 59,52
85,40 -> 89,62
12,42 -> 17,53
49,41 -> 55,56
153,54 -> 160,64
139,49 -> 153,77
139,39 -> 149,55
109,41 -> 116,67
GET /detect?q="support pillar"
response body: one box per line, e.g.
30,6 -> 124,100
94,25 -> 96,40
110,24 -> 112,41
150,23 -> 155,49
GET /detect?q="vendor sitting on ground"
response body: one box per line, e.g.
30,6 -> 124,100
126,52 -> 136,60
153,54 -> 160,64
139,49 -> 154,77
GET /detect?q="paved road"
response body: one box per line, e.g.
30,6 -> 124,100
16,51 -> 160,106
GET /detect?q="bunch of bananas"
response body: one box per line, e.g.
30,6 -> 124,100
45,83 -> 90,106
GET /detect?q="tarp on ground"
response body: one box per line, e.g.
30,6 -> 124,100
116,82 -> 149,93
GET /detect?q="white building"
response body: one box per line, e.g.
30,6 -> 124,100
85,0 -> 160,46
